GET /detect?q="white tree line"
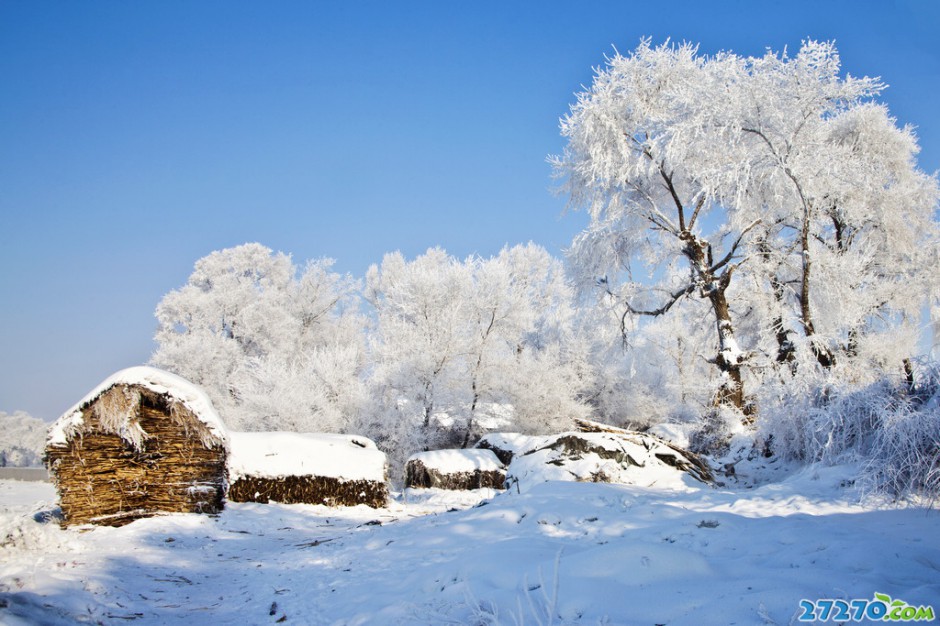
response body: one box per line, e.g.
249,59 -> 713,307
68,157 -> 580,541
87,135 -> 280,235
151,242 -> 598,472
0,410 -> 47,467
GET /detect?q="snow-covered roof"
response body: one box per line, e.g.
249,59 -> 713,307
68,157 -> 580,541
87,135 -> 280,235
47,366 -> 228,449
228,432 -> 387,482
408,449 -> 505,473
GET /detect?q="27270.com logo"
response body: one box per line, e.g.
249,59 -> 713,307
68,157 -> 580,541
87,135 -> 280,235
799,593 -> 935,622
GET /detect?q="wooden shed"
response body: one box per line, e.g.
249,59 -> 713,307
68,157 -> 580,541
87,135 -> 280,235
227,431 -> 388,508
45,366 -> 228,527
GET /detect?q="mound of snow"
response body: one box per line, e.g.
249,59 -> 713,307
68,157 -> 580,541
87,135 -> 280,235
475,432 -> 543,465
408,449 -> 504,474
506,431 -> 712,492
647,422 -> 696,449
228,432 -> 386,482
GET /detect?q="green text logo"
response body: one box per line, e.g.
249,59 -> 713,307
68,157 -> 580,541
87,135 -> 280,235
799,593 -> 935,622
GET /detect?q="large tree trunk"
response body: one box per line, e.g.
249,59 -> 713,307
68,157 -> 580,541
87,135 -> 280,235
683,233 -> 749,415
708,274 -> 748,416
756,236 -> 796,367
799,202 -> 834,369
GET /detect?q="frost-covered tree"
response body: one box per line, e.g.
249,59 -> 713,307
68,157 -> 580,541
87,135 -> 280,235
363,247 -> 472,460
730,42 -> 940,377
479,244 -> 590,439
0,410 -> 46,467
555,39 -> 940,422
362,245 -> 588,471
152,243 -> 366,432
553,41 -> 761,414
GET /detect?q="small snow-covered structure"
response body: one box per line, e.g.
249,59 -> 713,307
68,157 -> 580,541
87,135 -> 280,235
480,420 -> 714,492
45,367 -> 228,527
405,449 -> 506,490
227,432 -> 388,508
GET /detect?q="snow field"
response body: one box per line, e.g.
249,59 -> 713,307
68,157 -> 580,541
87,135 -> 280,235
2,462 -> 939,625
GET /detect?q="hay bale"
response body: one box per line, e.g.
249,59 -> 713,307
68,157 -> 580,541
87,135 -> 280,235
405,449 -> 506,490
227,432 -> 388,508
45,367 -> 228,527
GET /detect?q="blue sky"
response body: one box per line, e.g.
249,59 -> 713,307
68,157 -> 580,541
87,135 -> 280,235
1,1 -> 938,421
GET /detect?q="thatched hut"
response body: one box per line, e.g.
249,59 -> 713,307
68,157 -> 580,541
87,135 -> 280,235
405,449 -> 506,490
46,366 -> 228,527
227,432 -> 388,508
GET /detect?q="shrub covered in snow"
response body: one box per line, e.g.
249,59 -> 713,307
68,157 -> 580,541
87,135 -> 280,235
0,411 -> 46,468
762,359 -> 940,500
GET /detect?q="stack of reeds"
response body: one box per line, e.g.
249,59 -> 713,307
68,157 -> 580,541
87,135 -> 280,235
228,474 -> 387,508
404,457 -> 506,490
46,386 -> 227,527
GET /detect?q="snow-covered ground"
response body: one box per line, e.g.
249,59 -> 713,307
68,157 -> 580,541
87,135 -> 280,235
1,463 -> 938,625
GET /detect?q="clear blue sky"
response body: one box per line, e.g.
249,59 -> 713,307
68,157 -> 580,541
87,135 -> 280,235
2,0 -> 938,421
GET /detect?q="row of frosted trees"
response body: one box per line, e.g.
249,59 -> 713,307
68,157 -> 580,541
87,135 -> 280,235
153,40 -> 940,494
153,242 -> 603,470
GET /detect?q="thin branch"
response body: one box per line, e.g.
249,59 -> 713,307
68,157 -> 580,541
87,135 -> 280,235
658,165 -> 687,229
623,283 -> 696,317
688,193 -> 707,230
741,126 -> 780,158
709,219 -> 762,274
646,212 -> 676,234
624,179 -> 679,235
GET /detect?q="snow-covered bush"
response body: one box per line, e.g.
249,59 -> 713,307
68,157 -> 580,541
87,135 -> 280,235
688,407 -> 746,458
0,410 -> 46,468
762,359 -> 940,500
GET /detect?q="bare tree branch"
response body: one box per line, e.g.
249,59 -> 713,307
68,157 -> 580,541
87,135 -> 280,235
688,192 -> 707,230
709,219 -> 762,274
623,283 -> 696,317
658,164 -> 687,230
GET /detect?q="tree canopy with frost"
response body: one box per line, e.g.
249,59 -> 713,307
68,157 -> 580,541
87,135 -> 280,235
363,245 -> 588,469
0,410 -> 46,467
729,42 -> 939,376
554,39 -> 940,419
151,243 -> 366,432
